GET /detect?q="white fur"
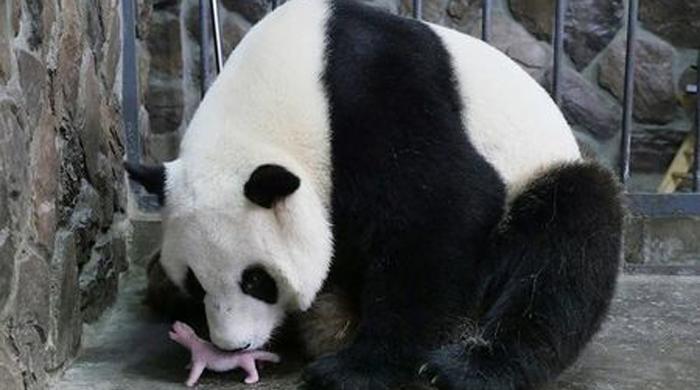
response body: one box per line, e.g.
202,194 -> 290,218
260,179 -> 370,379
160,0 -> 333,350
429,24 -> 582,196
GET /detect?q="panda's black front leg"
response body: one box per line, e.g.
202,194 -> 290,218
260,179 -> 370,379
302,246 -> 472,390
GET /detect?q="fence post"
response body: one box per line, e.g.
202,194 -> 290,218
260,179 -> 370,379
620,0 -> 638,186
552,0 -> 567,105
482,0 -> 492,43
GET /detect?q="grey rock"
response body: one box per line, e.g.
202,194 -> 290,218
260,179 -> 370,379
14,255 -> 51,340
640,1 -> 700,49
54,0 -> 84,120
148,9 -> 182,77
100,2 -> 121,92
30,105 -> 59,251
47,231 -> 81,371
0,99 -> 30,219
220,7 -> 253,56
137,0 -> 154,41
0,0 -> 13,84
546,66 -> 623,140
139,39 -> 153,106
221,0 -> 269,22
77,50 -> 104,185
16,49 -> 45,127
146,73 -> 184,134
0,363 -> 21,390
10,0 -> 20,37
10,254 -> 51,389
0,178 -> 14,317
630,127 -> 686,173
57,124 -> 89,225
79,233 -> 120,323
468,12 -> 553,84
509,0 -> 624,69
24,0 -> 43,50
69,180 -> 102,267
145,130 -> 181,163
598,35 -> 677,125
83,0 -> 105,63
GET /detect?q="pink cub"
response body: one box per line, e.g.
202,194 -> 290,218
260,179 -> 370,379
169,321 -> 281,386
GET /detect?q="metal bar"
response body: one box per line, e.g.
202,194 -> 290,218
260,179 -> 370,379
200,0 -> 211,95
210,0 -> 224,73
626,193 -> 700,217
121,0 -> 139,164
694,53 -> 700,192
552,0 -> 566,105
412,0 -> 422,20
481,0 -> 492,43
620,0 -> 638,186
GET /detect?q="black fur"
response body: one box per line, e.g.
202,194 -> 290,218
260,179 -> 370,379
124,161 -> 166,205
244,164 -> 301,208
304,1 -> 505,388
185,268 -> 207,301
301,2 -> 622,390
418,162 -> 622,390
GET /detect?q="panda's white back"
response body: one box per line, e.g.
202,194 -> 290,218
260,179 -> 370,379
430,25 -> 581,193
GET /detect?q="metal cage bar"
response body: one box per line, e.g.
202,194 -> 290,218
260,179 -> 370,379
122,0 -> 139,164
551,0 -> 566,105
210,0 -> 224,73
620,0 -> 638,186
694,52 -> 700,192
200,0 -> 211,95
412,0 -> 422,20
481,0 -> 492,43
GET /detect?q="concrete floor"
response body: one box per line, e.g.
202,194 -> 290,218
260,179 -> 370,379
54,269 -> 700,390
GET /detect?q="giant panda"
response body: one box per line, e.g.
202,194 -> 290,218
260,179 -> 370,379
126,0 -> 623,388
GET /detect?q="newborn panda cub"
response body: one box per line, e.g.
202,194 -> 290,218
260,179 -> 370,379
128,0 -> 623,389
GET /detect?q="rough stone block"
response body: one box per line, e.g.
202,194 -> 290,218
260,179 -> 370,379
47,231 -> 82,371
625,216 -> 700,266
509,0 -> 623,69
640,0 -> 700,49
598,35 -> 677,125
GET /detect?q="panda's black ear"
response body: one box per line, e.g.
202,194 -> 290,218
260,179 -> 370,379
124,161 -> 166,205
244,164 -> 300,208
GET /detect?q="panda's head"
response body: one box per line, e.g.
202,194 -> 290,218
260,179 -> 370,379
126,159 -> 332,351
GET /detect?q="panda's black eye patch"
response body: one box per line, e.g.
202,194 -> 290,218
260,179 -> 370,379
240,265 -> 278,304
185,268 -> 206,301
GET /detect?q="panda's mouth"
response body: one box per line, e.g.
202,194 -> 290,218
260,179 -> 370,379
219,343 -> 252,353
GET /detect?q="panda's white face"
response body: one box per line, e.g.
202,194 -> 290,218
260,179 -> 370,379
158,159 -> 333,351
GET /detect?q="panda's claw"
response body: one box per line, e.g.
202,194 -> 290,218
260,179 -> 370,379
418,363 -> 429,376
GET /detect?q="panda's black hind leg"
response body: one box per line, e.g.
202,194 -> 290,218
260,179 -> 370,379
419,162 -> 623,390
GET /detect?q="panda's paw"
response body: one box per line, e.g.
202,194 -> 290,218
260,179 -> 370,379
301,349 -> 396,390
417,344 -> 513,390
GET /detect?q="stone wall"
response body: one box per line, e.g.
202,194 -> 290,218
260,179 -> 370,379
0,1 -> 150,388
142,0 -> 699,192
